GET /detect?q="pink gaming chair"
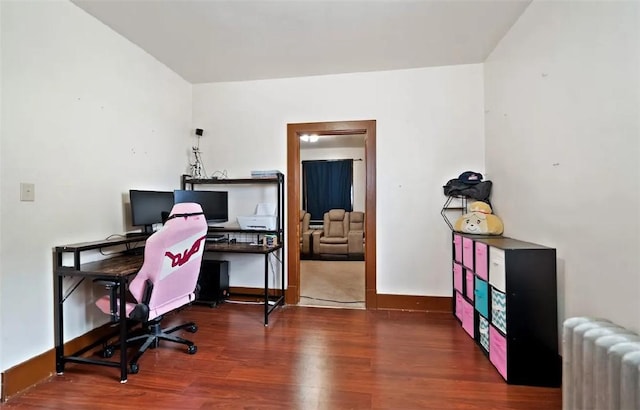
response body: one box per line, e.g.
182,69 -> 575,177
95,202 -> 207,374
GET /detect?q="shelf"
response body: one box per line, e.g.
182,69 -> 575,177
182,174 -> 283,187
208,227 -> 280,235
204,242 -> 283,254
181,172 -> 285,326
182,172 -> 285,238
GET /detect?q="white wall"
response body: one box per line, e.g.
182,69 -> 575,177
0,1 -> 192,371
484,1 -> 640,333
300,146 -> 366,215
193,65 -> 485,294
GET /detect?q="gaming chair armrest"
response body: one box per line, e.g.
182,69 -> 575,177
93,279 -> 120,320
129,279 -> 153,322
93,278 -> 154,322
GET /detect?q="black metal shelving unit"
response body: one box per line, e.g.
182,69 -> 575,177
181,173 -> 285,325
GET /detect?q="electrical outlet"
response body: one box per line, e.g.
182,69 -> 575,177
20,183 -> 35,201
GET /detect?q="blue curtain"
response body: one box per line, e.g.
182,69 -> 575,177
302,159 -> 353,221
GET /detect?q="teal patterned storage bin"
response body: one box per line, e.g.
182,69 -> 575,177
474,277 -> 489,318
492,287 -> 507,334
479,314 -> 490,352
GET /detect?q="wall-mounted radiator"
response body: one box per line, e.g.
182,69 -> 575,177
563,317 -> 640,410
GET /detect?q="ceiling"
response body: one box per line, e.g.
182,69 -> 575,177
71,0 -> 531,84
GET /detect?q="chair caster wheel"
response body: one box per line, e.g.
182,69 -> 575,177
187,345 -> 197,355
187,324 -> 198,333
102,347 -> 114,358
129,363 -> 139,374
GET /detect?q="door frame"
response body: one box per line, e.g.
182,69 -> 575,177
286,120 -> 377,309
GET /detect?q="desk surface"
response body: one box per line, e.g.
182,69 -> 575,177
55,236 -> 146,253
57,254 -> 143,278
56,236 -> 282,254
55,238 -> 280,276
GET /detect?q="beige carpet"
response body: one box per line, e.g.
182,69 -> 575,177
298,260 -> 365,309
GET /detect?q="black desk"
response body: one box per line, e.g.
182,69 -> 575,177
53,237 -> 285,381
204,242 -> 284,326
54,237 -> 144,383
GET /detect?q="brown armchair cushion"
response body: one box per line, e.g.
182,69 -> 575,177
325,209 -> 348,237
316,209 -> 350,255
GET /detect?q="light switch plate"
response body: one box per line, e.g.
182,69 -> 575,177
20,183 -> 35,201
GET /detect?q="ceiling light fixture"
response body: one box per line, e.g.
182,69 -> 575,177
300,134 -> 319,143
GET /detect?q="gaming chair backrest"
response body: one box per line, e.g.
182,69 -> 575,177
128,202 -> 207,319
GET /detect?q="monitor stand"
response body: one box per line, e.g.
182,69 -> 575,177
126,225 -> 154,238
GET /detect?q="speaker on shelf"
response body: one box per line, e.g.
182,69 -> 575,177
196,260 -> 229,307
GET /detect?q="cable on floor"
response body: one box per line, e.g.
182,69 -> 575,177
224,299 -> 277,306
300,295 -> 365,304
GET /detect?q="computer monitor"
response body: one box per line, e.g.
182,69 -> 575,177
173,190 -> 228,225
129,190 -> 175,234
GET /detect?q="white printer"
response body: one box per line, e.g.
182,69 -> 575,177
237,203 -> 277,230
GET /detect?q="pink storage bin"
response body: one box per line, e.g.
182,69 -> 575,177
490,325 -> 508,380
462,298 -> 474,338
455,292 -> 464,321
465,270 -> 474,301
475,242 -> 488,280
453,234 -> 462,263
462,237 -> 474,270
453,263 -> 463,293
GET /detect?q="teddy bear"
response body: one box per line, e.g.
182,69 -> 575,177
454,201 -> 504,235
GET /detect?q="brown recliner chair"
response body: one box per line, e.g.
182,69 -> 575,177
313,209 -> 350,256
299,210 -> 312,255
348,211 -> 365,255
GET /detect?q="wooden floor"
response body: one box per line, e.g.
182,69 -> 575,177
2,304 -> 561,409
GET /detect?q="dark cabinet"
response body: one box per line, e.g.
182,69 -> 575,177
196,260 -> 229,307
452,232 -> 561,387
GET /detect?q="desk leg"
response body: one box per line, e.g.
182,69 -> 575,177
55,275 -> 64,374
119,278 -> 128,383
264,253 -> 269,326
280,247 -> 285,303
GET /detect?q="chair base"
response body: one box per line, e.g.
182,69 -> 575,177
102,316 -> 198,374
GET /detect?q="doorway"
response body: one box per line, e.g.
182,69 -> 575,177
286,120 -> 377,309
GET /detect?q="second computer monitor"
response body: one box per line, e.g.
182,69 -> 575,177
174,190 -> 228,224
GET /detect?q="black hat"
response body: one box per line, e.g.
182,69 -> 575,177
458,171 -> 483,185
